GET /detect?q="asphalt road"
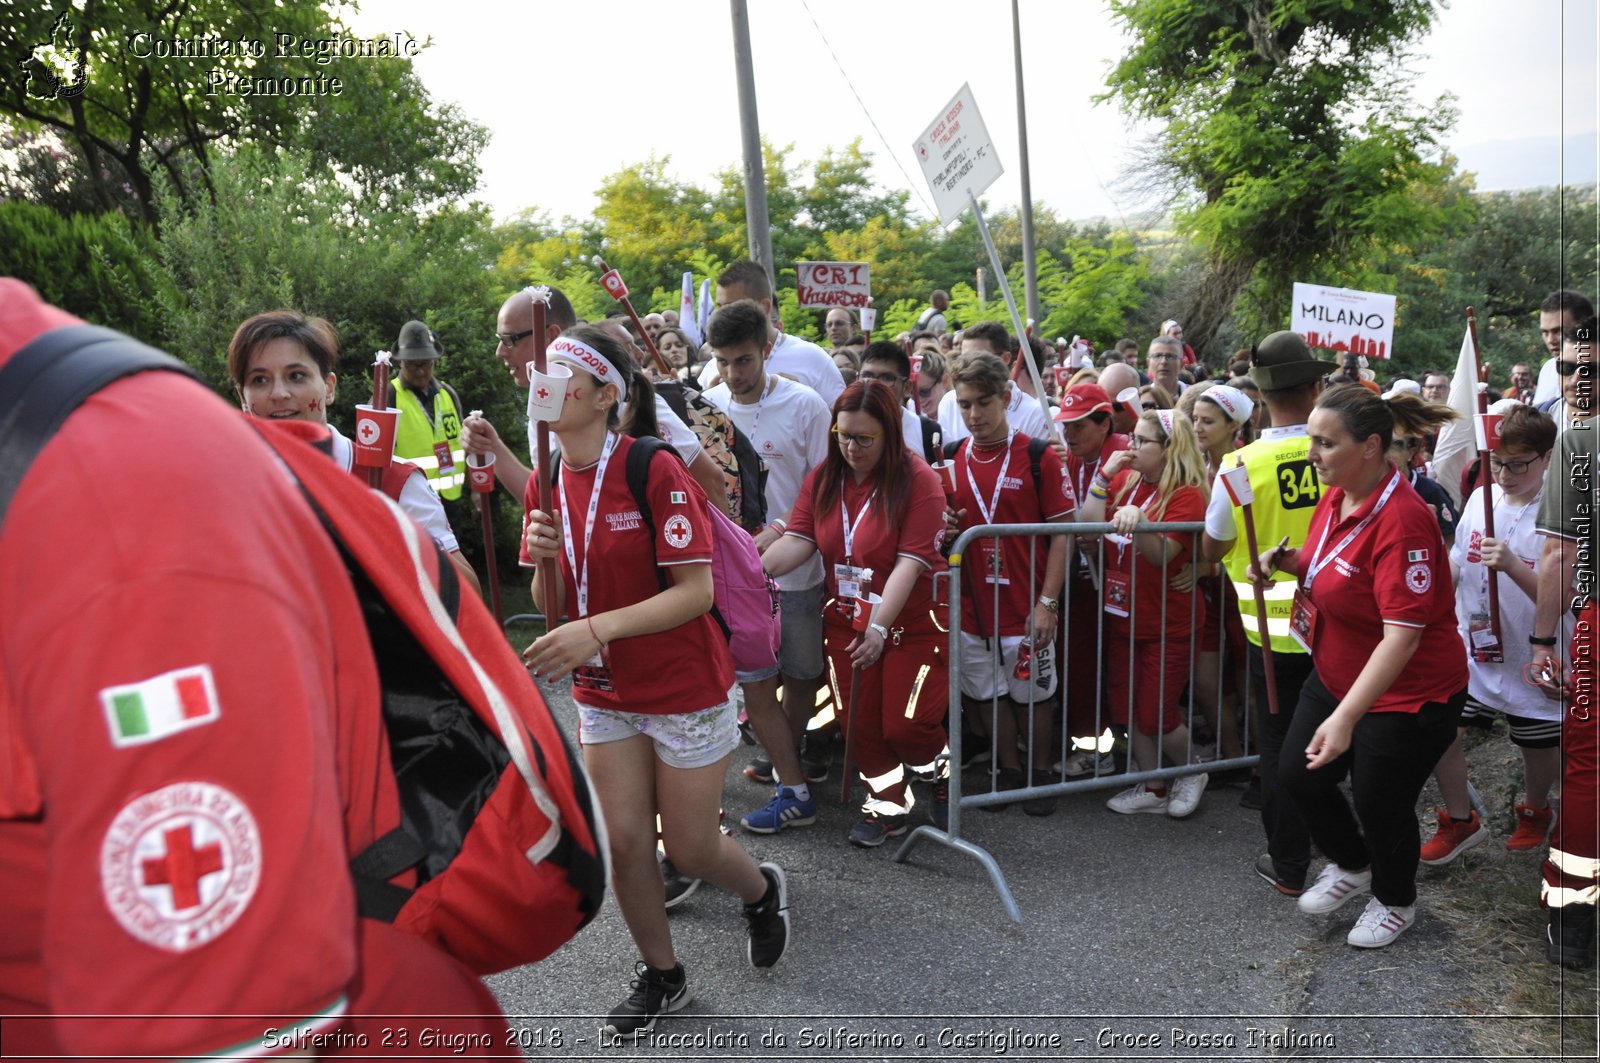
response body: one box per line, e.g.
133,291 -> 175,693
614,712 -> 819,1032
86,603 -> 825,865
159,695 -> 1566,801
487,682 -> 1507,1063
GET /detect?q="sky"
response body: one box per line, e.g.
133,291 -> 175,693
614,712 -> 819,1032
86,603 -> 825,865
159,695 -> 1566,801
344,0 -> 1600,228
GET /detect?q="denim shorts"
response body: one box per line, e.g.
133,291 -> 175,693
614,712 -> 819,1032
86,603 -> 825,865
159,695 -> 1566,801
578,696 -> 740,769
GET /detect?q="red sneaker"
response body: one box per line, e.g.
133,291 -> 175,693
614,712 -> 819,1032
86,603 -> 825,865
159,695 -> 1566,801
1419,807 -> 1487,866
1506,802 -> 1554,852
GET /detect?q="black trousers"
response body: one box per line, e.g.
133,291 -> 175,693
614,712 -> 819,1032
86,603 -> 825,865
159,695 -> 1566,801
1250,643 -> 1315,890
1280,671 -> 1465,907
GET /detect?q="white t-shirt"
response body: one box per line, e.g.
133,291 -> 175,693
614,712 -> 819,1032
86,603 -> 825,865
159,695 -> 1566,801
704,376 -> 830,591
698,332 -> 846,408
329,425 -> 459,553
937,383 -> 1050,444
916,307 -> 948,334
1533,357 -> 1560,405
1450,483 -> 1560,721
1203,425 -> 1308,541
527,390 -> 702,467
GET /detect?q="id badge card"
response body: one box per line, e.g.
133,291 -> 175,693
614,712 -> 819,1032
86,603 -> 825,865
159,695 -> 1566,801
573,659 -> 614,694
1289,588 -> 1318,654
835,563 -> 870,603
983,541 -> 1010,585
1104,573 -> 1130,617
1468,611 -> 1504,663
434,440 -> 456,473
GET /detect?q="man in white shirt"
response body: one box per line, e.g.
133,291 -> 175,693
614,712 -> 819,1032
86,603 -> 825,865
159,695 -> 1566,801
704,300 -> 834,834
936,320 -> 1050,443
858,340 -> 942,463
1533,290 -> 1594,405
1146,335 -> 1187,398
916,289 -> 950,335
695,261 -> 846,407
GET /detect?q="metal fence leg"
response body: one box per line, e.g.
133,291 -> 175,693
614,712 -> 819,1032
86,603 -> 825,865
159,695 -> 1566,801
894,827 -> 1023,924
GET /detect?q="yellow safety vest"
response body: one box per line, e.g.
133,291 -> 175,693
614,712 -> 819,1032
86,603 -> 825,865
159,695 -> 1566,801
394,382 -> 464,500
1219,428 -> 1322,654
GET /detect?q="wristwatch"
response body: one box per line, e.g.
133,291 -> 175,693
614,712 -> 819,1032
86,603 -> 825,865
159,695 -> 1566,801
1038,595 -> 1060,614
869,621 -> 890,640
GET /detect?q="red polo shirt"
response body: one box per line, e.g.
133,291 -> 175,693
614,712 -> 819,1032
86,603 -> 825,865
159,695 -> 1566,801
1297,469 -> 1467,713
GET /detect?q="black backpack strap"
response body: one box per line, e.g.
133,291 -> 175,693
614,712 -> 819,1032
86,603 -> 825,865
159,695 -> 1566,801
942,438 -> 962,460
348,827 -> 429,921
1027,436 -> 1048,486
623,436 -> 673,592
0,324 -> 196,531
919,416 -> 940,464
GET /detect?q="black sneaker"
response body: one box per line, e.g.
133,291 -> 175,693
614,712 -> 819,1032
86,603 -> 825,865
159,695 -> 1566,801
1238,775 -> 1263,810
931,777 -> 949,830
743,756 -> 773,784
799,734 -> 831,783
848,813 -> 908,847
1548,904 -> 1596,969
1022,769 -> 1057,817
959,730 -> 993,769
743,862 -> 790,968
605,961 -> 690,1036
661,857 -> 700,910
978,767 -> 1025,813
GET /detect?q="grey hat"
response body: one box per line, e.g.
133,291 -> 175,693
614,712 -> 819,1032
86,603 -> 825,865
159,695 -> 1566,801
1248,330 -> 1338,389
396,319 -> 440,361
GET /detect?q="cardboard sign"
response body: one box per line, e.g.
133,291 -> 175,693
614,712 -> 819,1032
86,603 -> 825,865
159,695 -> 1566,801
913,83 -> 1004,226
1292,282 -> 1397,360
600,269 -> 628,300
796,261 -> 871,308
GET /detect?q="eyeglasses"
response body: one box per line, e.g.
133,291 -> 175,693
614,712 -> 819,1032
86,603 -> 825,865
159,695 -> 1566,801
831,427 -> 881,449
858,370 -> 905,385
1140,401 -> 1160,412
1490,455 -> 1545,474
916,383 -> 939,398
1556,360 -> 1596,379
1148,353 -> 1180,363
1133,436 -> 1164,448
495,329 -> 534,348
1395,438 -> 1421,451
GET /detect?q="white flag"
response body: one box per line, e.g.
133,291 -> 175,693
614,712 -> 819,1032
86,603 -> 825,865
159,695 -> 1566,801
677,273 -> 701,349
1429,325 -> 1481,510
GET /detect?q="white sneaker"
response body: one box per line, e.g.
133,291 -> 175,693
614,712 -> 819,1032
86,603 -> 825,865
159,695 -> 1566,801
1297,863 -> 1373,915
1059,750 -> 1115,778
1346,898 -> 1416,948
1107,784 -> 1168,814
1166,773 -> 1209,818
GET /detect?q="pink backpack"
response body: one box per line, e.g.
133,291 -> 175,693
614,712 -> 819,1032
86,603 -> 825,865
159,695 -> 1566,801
560,435 -> 781,675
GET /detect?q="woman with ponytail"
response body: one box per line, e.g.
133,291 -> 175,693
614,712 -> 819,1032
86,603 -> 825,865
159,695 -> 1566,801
1255,385 -> 1467,949
519,324 -> 788,1035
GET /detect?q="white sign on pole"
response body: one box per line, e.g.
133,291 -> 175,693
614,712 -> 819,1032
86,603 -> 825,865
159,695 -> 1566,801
795,261 -> 871,308
913,83 -> 1004,226
1291,282 -> 1398,360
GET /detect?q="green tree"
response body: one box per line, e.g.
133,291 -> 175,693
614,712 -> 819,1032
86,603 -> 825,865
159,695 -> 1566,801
1102,0 -> 1459,360
2,0 -> 485,224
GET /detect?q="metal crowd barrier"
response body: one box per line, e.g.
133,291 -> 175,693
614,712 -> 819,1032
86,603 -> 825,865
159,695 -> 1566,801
896,520 -> 1258,923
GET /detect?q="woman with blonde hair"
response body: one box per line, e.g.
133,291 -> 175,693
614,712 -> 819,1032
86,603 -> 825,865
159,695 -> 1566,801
1080,408 -> 1211,818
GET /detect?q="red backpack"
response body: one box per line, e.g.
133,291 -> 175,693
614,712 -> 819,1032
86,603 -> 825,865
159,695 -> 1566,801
0,326 -> 607,976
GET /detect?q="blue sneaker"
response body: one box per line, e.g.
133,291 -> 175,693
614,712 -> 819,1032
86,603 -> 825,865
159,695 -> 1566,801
739,787 -> 817,834
848,813 -> 908,848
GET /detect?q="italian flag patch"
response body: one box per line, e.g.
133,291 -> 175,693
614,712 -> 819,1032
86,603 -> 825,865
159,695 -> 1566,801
669,491 -> 688,505
101,665 -> 220,748
1407,549 -> 1430,562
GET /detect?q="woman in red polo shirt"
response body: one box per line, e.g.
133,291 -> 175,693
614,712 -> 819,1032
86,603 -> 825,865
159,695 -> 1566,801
1079,408 -> 1210,819
520,325 -> 788,1035
762,380 -> 950,847
1257,385 -> 1465,950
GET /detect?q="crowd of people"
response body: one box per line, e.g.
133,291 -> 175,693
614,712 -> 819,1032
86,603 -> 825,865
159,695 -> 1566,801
3,266 -> 1592,1050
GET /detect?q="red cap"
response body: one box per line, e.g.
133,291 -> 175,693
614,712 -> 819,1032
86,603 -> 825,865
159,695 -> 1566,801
1054,383 -> 1113,422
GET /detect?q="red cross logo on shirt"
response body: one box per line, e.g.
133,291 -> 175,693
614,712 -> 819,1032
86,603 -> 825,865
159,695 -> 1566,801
141,824 -> 225,911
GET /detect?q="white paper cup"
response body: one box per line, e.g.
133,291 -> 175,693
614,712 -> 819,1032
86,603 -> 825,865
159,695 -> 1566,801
526,363 -> 574,422
860,307 -> 877,331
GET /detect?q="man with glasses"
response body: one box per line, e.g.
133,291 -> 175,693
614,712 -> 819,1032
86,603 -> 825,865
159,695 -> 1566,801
913,348 -> 948,419
1420,371 -> 1450,404
823,307 -> 854,350
1539,321 -> 1597,432
859,340 -> 942,462
1511,363 -> 1537,404
1146,336 -> 1186,398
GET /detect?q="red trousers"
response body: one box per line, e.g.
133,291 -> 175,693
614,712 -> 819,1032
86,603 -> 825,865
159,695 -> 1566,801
825,615 -> 947,817
1544,600 -> 1599,909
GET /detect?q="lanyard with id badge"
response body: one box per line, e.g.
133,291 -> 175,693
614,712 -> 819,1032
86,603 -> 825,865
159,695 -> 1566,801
1467,489 -> 1538,663
964,434 -> 1014,588
1292,469 -> 1401,654
1102,481 -> 1158,617
560,432 -> 620,691
836,488 -> 877,621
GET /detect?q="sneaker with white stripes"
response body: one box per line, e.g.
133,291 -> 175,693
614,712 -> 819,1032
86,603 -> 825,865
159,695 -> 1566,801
1346,898 -> 1416,948
1297,863 -> 1373,915
739,787 -> 817,834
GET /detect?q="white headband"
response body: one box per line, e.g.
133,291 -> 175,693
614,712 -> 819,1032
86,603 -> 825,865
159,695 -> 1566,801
547,336 -> 628,400
1155,409 -> 1176,437
1202,384 -> 1255,424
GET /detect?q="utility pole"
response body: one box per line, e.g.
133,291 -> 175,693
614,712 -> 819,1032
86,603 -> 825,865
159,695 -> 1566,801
731,0 -> 774,289
1012,0 -> 1039,328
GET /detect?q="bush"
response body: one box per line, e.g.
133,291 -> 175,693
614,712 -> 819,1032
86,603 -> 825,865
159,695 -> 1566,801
0,201 -> 166,338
